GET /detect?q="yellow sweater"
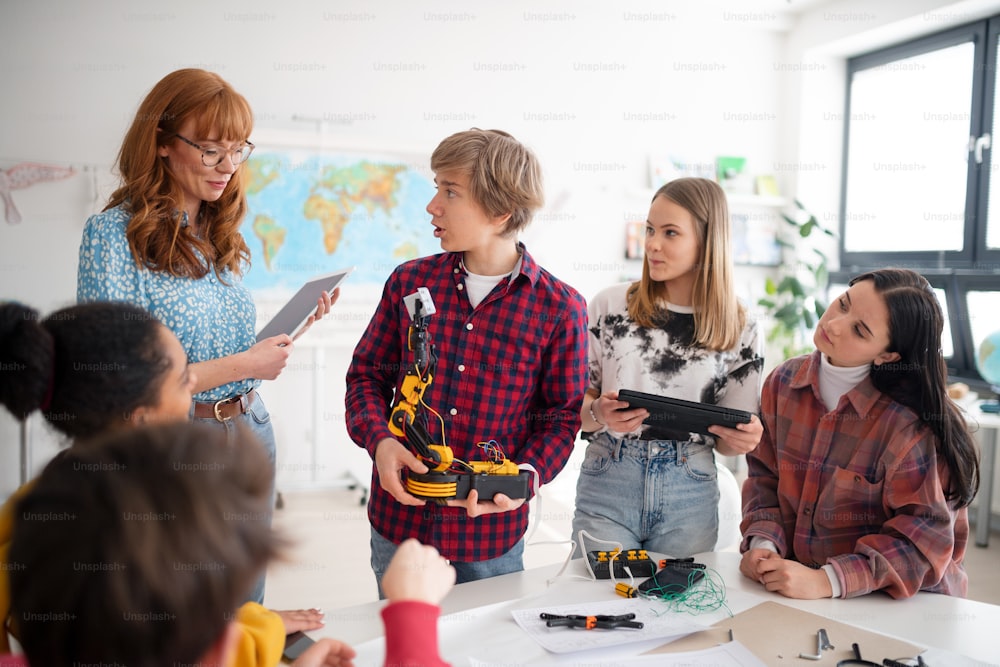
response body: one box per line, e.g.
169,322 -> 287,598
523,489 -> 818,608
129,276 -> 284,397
0,484 -> 284,666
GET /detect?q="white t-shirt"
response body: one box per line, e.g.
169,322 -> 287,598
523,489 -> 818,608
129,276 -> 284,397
463,269 -> 508,309
587,282 -> 764,441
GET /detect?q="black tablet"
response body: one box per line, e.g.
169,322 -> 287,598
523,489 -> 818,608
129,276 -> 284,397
282,631 -> 316,661
256,267 -> 353,342
617,389 -> 752,437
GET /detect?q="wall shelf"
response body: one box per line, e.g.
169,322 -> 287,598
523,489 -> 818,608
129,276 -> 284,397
726,193 -> 788,208
625,187 -> 788,210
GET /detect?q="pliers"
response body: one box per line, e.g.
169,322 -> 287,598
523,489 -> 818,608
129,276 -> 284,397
539,612 -> 645,630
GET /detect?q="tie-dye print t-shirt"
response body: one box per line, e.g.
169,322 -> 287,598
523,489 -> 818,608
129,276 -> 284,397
587,282 -> 763,442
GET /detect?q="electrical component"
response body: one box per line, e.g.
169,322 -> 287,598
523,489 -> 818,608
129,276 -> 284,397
588,548 -> 656,580
614,582 -> 638,598
638,565 -> 729,616
658,557 -> 707,570
387,290 -> 530,502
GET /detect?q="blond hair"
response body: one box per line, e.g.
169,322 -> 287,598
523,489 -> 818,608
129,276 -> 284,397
627,177 -> 745,350
106,68 -> 254,278
430,128 -> 543,236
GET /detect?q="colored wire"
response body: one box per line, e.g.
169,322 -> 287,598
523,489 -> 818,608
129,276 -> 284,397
477,439 -> 506,464
418,390 -> 448,450
449,440 -> 513,474
640,566 -> 732,617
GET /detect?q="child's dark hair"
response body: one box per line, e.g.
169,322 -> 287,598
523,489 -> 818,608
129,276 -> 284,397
10,421 -> 281,666
851,269 -> 980,507
0,301 -> 171,437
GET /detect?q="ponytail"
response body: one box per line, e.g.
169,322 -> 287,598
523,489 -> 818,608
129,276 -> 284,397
0,302 -> 172,439
0,303 -> 54,419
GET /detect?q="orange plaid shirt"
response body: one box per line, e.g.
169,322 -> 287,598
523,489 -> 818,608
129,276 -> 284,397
741,351 -> 968,599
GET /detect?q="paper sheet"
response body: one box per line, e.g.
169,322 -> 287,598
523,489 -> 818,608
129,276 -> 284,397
648,601 -> 923,665
510,597 -> 707,654
468,641 -> 765,666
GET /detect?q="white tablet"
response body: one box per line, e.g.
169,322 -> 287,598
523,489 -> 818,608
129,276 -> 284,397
255,267 -> 354,342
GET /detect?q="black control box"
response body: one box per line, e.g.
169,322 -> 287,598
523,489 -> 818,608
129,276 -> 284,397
406,470 -> 531,501
588,549 -> 657,579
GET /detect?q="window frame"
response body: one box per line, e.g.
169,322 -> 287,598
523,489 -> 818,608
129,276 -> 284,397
836,18 -> 1000,388
978,17 -> 1000,270
839,22 -> 987,270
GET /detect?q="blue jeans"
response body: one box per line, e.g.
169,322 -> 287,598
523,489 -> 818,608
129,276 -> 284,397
571,433 -> 719,558
369,527 -> 525,599
191,390 -> 276,605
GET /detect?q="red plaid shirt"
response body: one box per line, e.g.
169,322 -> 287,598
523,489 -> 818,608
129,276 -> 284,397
345,247 -> 588,561
741,351 -> 968,598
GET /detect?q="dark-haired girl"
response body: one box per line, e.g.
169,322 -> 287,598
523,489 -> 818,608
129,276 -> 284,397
740,268 -> 980,599
0,301 -> 322,665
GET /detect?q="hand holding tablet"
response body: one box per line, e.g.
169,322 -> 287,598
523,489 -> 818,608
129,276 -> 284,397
617,389 -> 752,438
256,268 -> 353,342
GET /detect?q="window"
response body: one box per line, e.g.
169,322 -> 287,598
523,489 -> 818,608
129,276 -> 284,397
836,17 -> 1000,388
844,39 -> 975,258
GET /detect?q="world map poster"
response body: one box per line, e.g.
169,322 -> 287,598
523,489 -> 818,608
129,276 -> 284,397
240,149 -> 441,296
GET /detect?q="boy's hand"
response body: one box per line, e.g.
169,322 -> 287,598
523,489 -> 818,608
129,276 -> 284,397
445,489 -> 526,517
374,438 -> 428,506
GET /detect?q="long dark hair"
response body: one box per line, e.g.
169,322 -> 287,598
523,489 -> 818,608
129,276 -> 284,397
852,269 -> 980,507
10,422 -> 281,666
0,301 -> 172,438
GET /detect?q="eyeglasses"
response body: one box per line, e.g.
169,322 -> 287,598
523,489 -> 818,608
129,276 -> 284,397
171,133 -> 254,167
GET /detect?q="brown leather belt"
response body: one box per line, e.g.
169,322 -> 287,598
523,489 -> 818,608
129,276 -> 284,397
192,389 -> 256,422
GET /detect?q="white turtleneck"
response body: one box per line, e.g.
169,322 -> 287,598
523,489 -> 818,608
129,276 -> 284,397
818,353 -> 870,412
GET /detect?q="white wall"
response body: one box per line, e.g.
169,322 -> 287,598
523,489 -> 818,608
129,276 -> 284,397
1,0 -> 987,497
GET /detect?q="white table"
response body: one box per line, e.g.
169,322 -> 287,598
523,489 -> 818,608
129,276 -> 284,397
307,551 -> 1000,665
968,400 -> 1000,547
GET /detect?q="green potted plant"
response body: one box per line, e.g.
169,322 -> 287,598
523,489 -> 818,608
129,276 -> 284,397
757,200 -> 836,361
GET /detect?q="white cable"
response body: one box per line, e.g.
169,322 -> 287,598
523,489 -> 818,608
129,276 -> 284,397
576,529 -> 626,583
518,463 -> 543,546
518,473 -> 633,591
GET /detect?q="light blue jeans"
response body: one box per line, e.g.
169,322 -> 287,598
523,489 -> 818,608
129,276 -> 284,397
571,432 -> 719,558
191,390 -> 276,605
369,527 -> 525,599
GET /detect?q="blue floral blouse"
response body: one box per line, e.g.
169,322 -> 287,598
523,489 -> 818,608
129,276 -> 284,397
76,204 -> 259,402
